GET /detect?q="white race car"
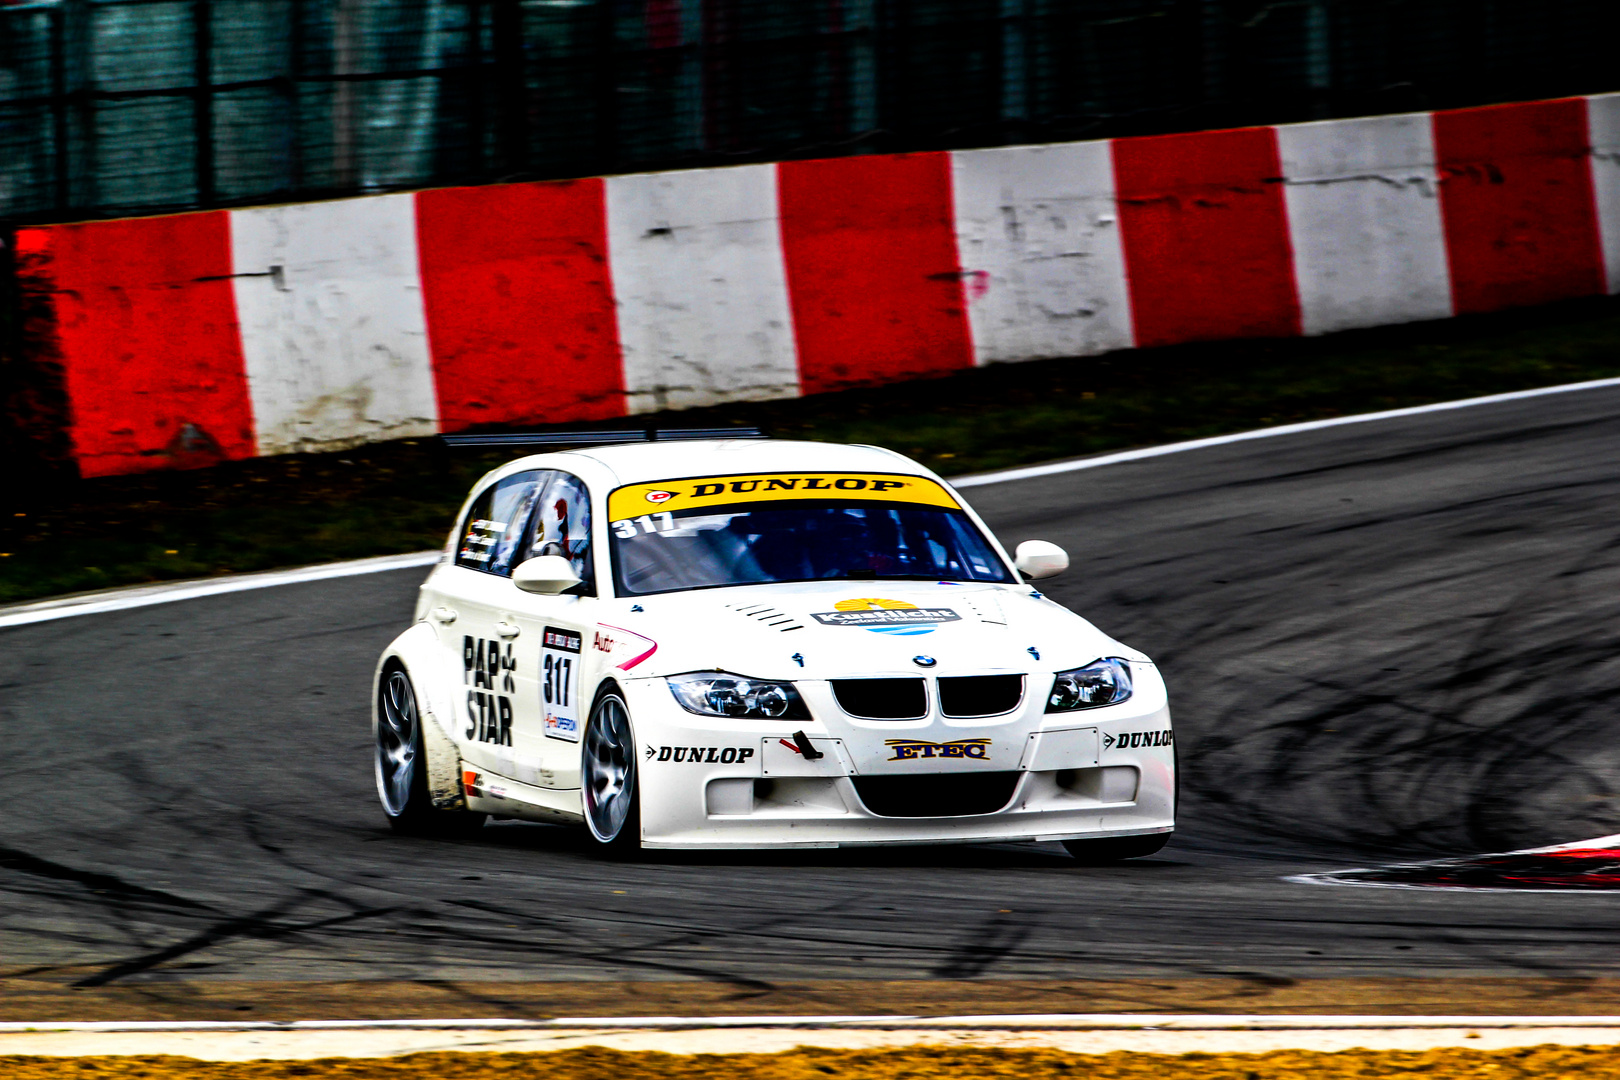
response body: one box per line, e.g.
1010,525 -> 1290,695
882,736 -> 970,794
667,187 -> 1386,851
374,436 -> 1175,859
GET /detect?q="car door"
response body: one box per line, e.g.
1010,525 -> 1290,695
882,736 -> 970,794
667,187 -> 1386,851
506,469 -> 598,791
433,469 -> 550,781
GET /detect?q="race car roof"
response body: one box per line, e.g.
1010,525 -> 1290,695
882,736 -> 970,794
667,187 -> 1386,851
564,438 -> 928,487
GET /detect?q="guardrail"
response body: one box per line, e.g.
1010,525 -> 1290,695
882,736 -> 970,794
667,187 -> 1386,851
11,92 -> 1620,478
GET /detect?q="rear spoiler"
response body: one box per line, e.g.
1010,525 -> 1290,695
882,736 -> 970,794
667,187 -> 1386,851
440,427 -> 764,449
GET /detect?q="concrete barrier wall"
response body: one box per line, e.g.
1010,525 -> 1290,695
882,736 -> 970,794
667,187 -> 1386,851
16,93 -> 1620,478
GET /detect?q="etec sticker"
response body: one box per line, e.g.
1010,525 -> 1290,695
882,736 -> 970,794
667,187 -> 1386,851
542,625 -> 581,742
608,472 -> 960,520
886,738 -> 991,761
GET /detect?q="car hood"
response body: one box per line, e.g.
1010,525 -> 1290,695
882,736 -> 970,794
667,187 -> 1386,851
597,579 -> 1147,682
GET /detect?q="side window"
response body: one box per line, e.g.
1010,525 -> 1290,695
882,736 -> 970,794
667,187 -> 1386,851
455,471 -> 548,576
524,471 -> 594,594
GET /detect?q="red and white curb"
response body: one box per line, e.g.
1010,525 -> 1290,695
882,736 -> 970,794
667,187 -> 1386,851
4,1014 -> 1620,1059
19,93 -> 1620,479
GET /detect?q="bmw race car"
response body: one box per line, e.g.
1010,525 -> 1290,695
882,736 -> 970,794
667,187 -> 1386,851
374,436 -> 1175,858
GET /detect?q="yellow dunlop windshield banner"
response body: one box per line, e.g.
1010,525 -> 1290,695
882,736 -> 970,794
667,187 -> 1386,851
608,472 -> 960,521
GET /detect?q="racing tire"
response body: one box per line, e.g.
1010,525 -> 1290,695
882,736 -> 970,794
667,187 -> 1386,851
1062,832 -> 1170,864
582,689 -> 642,855
376,662 -> 486,837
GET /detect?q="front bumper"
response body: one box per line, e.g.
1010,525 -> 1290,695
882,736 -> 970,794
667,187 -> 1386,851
621,668 -> 1176,849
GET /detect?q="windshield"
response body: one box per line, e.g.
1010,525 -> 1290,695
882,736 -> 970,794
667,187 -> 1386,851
610,502 -> 1015,596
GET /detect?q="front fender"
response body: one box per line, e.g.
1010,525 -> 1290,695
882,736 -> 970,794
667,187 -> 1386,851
375,622 -> 465,811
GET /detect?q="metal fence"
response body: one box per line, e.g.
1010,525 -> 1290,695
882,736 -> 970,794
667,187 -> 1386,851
1,0 -> 1616,224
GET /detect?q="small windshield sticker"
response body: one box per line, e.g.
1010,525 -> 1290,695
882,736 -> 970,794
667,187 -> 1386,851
810,597 -> 961,636
608,472 -> 960,520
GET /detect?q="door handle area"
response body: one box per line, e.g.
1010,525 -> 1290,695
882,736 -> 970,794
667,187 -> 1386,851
495,621 -> 521,639
430,607 -> 458,624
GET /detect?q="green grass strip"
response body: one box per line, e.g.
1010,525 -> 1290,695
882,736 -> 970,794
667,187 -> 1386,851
4,295 -> 1620,606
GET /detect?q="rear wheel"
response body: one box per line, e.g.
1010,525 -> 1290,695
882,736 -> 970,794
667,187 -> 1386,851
376,662 -> 485,837
583,690 -> 641,853
1063,833 -> 1170,864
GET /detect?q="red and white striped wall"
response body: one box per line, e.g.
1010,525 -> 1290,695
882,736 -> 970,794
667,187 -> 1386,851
17,93 -> 1620,478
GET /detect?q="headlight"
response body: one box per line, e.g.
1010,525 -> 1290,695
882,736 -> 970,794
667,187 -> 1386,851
666,672 -> 810,720
1046,658 -> 1133,711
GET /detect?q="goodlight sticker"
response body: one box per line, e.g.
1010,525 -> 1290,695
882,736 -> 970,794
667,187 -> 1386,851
608,473 -> 960,520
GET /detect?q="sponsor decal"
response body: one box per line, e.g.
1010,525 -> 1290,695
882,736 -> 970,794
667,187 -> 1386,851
644,745 -> 757,765
608,472 -> 960,520
543,626 -> 582,653
463,636 -> 515,746
886,738 -> 992,761
541,625 -> 581,742
1102,729 -> 1174,750
594,623 -> 659,671
457,518 -> 508,564
810,597 -> 961,637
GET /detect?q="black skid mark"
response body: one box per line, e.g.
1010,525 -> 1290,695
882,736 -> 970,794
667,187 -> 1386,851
445,896 -> 779,992
73,892 -> 397,986
0,844 -> 212,912
929,911 -> 1037,979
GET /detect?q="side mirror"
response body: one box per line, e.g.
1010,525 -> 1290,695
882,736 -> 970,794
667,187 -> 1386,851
513,555 -> 583,595
1013,540 -> 1069,581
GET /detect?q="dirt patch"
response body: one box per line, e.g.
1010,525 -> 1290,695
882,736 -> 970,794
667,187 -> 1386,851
8,1045 -> 1620,1080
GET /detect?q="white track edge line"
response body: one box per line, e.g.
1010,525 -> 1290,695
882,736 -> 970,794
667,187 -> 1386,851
5,1015 -> 1620,1034
950,376 -> 1620,487
0,551 -> 442,630
7,374 -> 1620,629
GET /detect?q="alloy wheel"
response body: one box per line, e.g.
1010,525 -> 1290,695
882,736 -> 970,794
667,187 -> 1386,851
377,669 -> 419,817
584,694 -> 635,842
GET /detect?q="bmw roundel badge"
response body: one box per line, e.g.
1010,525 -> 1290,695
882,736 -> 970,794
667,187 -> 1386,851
912,655 -> 937,667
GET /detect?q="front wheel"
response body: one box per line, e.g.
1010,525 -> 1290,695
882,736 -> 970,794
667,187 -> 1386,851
582,690 -> 641,853
376,662 -> 485,837
1063,832 -> 1170,864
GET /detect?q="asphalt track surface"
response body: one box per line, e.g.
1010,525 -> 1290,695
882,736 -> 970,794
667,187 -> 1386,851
7,387 -> 1620,993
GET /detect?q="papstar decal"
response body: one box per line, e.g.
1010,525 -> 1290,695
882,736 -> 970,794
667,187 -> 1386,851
1103,730 -> 1174,750
463,636 -> 514,746
886,738 -> 992,761
645,745 -> 757,764
811,597 -> 962,636
608,472 -> 960,520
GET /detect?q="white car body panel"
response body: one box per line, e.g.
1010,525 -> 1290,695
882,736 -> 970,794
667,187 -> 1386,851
376,439 -> 1175,848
